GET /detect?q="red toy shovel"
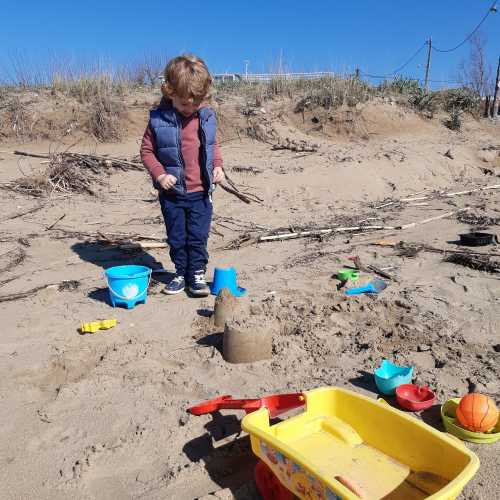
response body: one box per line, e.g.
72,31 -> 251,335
188,393 -> 305,418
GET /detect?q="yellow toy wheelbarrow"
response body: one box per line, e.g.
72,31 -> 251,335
242,387 -> 479,500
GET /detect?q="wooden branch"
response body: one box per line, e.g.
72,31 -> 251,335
45,214 -> 66,230
256,208 -> 471,244
12,150 -> 50,159
396,208 -> 470,230
0,280 -> 79,303
371,240 -> 500,258
118,242 -> 168,250
1,204 -> 45,222
374,184 -> 500,209
219,182 -> 252,204
258,225 -> 394,242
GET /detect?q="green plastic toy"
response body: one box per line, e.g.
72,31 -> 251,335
336,269 -> 360,281
441,398 -> 500,444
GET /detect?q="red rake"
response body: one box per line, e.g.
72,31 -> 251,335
188,393 -> 305,418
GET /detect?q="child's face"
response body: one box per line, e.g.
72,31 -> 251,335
171,94 -> 201,117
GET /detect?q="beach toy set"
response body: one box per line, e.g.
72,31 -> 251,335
374,359 -> 437,413
102,265 -> 246,309
241,387 -> 479,500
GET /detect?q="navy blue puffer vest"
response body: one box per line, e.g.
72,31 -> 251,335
149,99 -> 217,195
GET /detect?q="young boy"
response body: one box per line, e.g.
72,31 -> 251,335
140,55 -> 224,296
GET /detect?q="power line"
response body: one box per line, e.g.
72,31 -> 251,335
432,2 -> 497,53
360,42 -> 427,79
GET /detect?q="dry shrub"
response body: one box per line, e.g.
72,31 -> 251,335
51,75 -> 126,103
294,76 -> 372,112
51,75 -> 127,142
86,95 -> 125,142
0,95 -> 34,139
215,75 -> 373,111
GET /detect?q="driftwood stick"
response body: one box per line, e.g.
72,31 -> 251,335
375,184 -> 500,209
258,225 -> 394,242
45,213 -> 66,231
257,208 -> 470,244
12,150 -> 142,167
1,204 -> 46,222
118,242 -> 168,250
397,208 -> 470,230
12,150 -> 51,159
371,240 -> 500,258
0,280 -> 79,303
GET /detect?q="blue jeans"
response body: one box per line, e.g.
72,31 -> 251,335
159,191 -> 212,281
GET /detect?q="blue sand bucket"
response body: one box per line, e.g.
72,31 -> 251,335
374,359 -> 413,395
210,267 -> 247,297
104,265 -> 151,309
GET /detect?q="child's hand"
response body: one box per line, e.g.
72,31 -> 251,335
157,173 -> 177,190
213,166 -> 225,184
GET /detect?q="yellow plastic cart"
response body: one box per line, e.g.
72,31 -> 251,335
242,387 -> 479,500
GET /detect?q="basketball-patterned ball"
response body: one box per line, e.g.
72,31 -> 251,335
456,393 -> 499,433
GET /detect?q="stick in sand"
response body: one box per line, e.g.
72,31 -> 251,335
374,184 -> 500,209
396,207 -> 470,230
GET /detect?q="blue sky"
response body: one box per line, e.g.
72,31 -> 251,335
1,1 -> 499,86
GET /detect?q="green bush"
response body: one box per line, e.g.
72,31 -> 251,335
443,108 -> 462,131
440,88 -> 480,114
378,76 -> 422,95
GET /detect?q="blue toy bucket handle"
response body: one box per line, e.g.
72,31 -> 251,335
104,269 -> 152,301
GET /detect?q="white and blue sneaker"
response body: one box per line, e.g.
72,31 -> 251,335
163,274 -> 185,295
188,271 -> 210,297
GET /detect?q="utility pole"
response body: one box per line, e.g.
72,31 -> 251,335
244,60 -> 249,81
424,37 -> 432,91
492,56 -> 500,118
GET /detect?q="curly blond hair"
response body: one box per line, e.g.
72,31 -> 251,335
161,54 -> 212,104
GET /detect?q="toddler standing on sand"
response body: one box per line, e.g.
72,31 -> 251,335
140,55 -> 225,296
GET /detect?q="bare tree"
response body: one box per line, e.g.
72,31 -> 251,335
459,32 -> 493,96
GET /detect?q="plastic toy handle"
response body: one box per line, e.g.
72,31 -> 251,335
217,398 -> 262,412
187,396 -> 261,415
417,385 -> 428,396
345,285 -> 373,295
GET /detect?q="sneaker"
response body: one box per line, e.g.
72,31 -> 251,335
163,275 -> 185,295
188,271 -> 210,297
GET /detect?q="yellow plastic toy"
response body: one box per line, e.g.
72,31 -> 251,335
80,319 -> 117,334
242,387 -> 479,500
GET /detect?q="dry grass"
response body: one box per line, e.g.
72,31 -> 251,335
86,94 -> 126,142
0,94 -> 34,139
215,75 -> 372,111
0,69 -> 487,144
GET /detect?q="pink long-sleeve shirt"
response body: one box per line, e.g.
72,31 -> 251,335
140,113 -> 223,193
